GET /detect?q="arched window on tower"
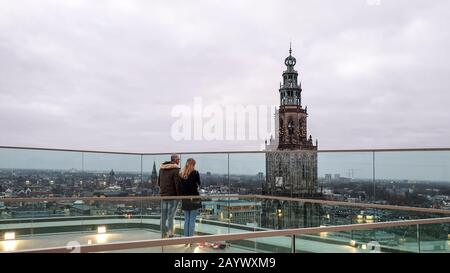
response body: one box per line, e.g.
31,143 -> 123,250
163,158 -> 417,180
288,120 -> 294,135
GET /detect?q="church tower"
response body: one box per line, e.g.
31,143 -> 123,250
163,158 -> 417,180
150,161 -> 158,187
262,46 -> 322,229
264,45 -> 319,197
278,44 -> 316,150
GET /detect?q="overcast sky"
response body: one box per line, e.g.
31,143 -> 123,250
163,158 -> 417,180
1,0 -> 449,153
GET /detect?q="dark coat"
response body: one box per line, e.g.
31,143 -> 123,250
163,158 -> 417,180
180,170 -> 201,211
158,161 -> 181,196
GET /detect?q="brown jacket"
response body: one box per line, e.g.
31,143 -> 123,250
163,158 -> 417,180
158,161 -> 181,196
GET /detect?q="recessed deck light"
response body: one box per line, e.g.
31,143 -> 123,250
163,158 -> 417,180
4,232 -> 15,240
97,226 -> 107,234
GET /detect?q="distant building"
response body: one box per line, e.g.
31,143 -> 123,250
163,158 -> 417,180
11,210 -> 66,218
108,169 -> 116,186
4,189 -> 13,198
150,161 -> 158,187
70,205 -> 91,216
70,201 -> 91,216
257,172 -> 264,181
323,188 -> 333,195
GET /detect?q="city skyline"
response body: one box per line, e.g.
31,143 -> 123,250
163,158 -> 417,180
0,1 -> 449,153
1,149 -> 449,182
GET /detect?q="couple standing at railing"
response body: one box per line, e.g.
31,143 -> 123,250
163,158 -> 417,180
158,154 -> 201,243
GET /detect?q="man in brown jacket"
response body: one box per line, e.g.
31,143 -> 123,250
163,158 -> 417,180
158,154 -> 181,238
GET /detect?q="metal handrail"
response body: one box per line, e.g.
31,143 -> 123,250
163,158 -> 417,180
0,194 -> 242,202
255,195 -> 450,215
12,216 -> 450,253
1,145 -> 450,155
2,195 -> 450,215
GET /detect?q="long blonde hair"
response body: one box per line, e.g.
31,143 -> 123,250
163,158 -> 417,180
180,158 -> 196,179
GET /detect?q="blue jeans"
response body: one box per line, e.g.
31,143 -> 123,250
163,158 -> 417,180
183,209 -> 198,237
161,200 -> 179,237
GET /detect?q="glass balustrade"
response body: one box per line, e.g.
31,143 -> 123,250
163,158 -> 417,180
0,146 -> 450,253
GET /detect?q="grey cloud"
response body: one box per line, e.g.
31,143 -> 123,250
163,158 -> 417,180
0,0 -> 449,153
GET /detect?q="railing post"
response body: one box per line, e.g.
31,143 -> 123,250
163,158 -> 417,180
373,151 -> 376,201
140,154 -> 143,225
140,154 -> 143,188
227,153 -> 231,235
416,224 -> 421,253
291,234 -> 296,253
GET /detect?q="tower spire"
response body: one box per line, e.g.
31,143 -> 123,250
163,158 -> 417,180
289,41 -> 292,55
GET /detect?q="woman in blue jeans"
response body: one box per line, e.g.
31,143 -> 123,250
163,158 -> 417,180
179,158 -> 201,242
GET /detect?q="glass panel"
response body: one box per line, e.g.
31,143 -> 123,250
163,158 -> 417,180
0,148 -> 83,198
299,225 -> 419,253
419,222 -> 450,253
370,207 -> 447,222
226,197 -> 259,233
375,151 -> 450,207
229,152 -> 266,195
105,236 -> 290,253
0,148 -> 85,251
260,199 -> 323,230
82,152 -> 141,197
0,198 -> 156,252
318,151 -> 374,202
231,236 -> 291,253
0,200 -> 38,251
102,246 -> 164,253
141,199 -> 161,233
198,195 -> 232,232
353,226 -> 419,253
0,148 -> 82,171
161,241 -> 232,253
194,196 -> 257,235
322,204 -> 354,226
